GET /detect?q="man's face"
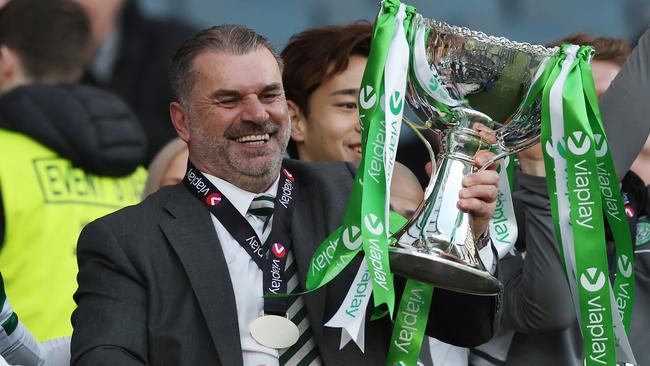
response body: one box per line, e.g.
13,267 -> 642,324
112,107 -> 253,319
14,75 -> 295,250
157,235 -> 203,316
179,48 -> 290,183
592,60 -> 621,98
295,55 -> 366,164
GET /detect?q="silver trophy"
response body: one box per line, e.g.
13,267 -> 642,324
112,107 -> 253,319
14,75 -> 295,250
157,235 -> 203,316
390,15 -> 558,295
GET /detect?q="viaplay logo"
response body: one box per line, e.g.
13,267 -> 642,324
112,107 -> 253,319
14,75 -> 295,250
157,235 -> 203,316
364,213 -> 384,236
359,85 -> 377,110
342,225 -> 362,250
428,76 -> 440,92
271,242 -> 286,259
282,168 -> 295,182
594,134 -> 608,158
389,91 -> 403,115
567,131 -> 591,156
545,140 -> 568,160
617,255 -> 633,278
580,267 -> 606,292
205,193 -> 222,206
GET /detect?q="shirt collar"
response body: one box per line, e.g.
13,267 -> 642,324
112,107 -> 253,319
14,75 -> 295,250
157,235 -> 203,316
202,172 -> 280,217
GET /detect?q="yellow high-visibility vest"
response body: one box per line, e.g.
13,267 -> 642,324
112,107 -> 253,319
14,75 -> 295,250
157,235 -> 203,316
0,128 -> 147,340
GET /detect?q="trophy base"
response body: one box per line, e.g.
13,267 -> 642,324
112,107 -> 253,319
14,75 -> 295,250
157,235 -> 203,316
389,247 -> 502,295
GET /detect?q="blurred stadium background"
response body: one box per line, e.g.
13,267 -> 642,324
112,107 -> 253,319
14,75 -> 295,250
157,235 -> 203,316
139,0 -> 650,49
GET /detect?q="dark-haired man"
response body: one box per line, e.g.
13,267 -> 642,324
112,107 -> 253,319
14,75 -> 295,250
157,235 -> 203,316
0,0 -> 147,340
72,24 -> 501,366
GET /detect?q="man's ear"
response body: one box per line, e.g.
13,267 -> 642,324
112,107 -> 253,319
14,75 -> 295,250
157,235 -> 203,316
287,100 -> 307,143
170,101 -> 191,142
0,46 -> 24,92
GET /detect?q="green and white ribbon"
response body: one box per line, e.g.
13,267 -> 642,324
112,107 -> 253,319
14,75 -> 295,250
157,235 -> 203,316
386,280 -> 434,366
577,53 -> 635,338
310,0 -> 411,351
324,261 -> 373,351
359,0 -> 411,319
541,44 -> 635,365
305,0 -> 399,296
488,155 -> 518,262
411,15 -> 458,111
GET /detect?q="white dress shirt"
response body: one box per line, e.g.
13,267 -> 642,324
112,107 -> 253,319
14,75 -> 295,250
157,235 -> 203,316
204,172 -> 280,366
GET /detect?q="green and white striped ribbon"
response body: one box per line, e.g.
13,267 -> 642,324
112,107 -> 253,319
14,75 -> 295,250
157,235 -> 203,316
540,44 -> 635,365
306,0 -> 407,352
488,154 -> 518,261
322,1 -> 417,351
304,0 -> 399,297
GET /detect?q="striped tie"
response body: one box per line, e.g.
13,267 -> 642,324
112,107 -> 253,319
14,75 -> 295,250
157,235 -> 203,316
279,252 -> 322,366
247,195 -> 322,365
248,194 -> 275,244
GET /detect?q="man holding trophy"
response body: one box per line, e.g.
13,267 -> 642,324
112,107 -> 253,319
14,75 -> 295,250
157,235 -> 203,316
70,14 -> 499,366
69,0 -> 648,364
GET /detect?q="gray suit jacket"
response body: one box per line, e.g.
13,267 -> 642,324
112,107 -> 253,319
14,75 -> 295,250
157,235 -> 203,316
71,159 -> 497,366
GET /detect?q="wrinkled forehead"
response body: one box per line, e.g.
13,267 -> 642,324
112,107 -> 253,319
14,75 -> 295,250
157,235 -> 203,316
191,48 -> 283,93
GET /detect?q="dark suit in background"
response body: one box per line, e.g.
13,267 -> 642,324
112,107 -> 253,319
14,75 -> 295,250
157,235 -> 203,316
71,159 -> 497,366
83,0 -> 197,163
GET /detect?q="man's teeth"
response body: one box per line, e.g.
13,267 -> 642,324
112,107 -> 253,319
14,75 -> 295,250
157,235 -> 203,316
235,134 -> 270,144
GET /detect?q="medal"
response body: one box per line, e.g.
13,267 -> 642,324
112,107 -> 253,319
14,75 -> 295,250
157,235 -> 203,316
184,164 -> 301,349
250,314 -> 299,349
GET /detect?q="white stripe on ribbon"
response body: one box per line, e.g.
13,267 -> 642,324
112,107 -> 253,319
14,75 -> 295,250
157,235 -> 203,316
549,45 -> 635,363
489,156 -> 518,260
324,261 -> 373,352
324,5 -> 412,351
383,3 -> 409,228
548,44 -> 581,317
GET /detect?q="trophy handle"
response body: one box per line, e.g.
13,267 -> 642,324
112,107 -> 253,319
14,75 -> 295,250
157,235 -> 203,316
390,117 -> 437,242
476,134 -> 541,172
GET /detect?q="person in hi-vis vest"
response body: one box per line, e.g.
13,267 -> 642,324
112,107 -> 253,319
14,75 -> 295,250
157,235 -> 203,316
0,0 -> 147,340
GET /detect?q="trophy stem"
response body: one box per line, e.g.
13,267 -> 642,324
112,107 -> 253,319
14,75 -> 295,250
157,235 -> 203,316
390,127 -> 501,295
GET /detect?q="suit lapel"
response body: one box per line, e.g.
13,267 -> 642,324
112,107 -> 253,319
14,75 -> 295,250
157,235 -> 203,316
160,186 -> 243,366
291,183 -> 329,343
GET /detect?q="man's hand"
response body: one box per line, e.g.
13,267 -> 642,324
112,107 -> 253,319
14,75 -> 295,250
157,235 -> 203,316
462,151 -> 499,238
424,151 -> 499,238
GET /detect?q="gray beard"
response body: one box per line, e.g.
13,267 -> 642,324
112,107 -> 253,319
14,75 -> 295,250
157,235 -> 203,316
188,118 -> 290,189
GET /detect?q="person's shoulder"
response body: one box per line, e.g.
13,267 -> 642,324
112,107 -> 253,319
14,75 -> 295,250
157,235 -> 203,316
93,184 -> 179,230
283,158 -> 356,184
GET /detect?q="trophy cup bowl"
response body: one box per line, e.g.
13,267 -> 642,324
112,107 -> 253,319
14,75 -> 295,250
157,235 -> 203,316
390,15 -> 558,295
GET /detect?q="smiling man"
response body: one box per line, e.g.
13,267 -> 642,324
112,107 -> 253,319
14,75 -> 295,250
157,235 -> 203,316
71,24 -> 501,366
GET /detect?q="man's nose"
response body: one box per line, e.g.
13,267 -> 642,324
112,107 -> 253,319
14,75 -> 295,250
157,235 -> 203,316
240,96 -> 269,124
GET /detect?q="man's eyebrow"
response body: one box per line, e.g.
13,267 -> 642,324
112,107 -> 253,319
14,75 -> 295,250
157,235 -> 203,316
210,83 -> 283,99
210,89 -> 240,99
260,83 -> 283,93
331,88 -> 359,97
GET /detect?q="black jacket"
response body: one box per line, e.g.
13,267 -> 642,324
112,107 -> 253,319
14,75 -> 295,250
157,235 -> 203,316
0,83 -> 147,245
83,1 -> 197,163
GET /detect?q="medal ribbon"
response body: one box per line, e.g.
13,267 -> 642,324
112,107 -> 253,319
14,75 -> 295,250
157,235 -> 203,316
182,162 -> 297,316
